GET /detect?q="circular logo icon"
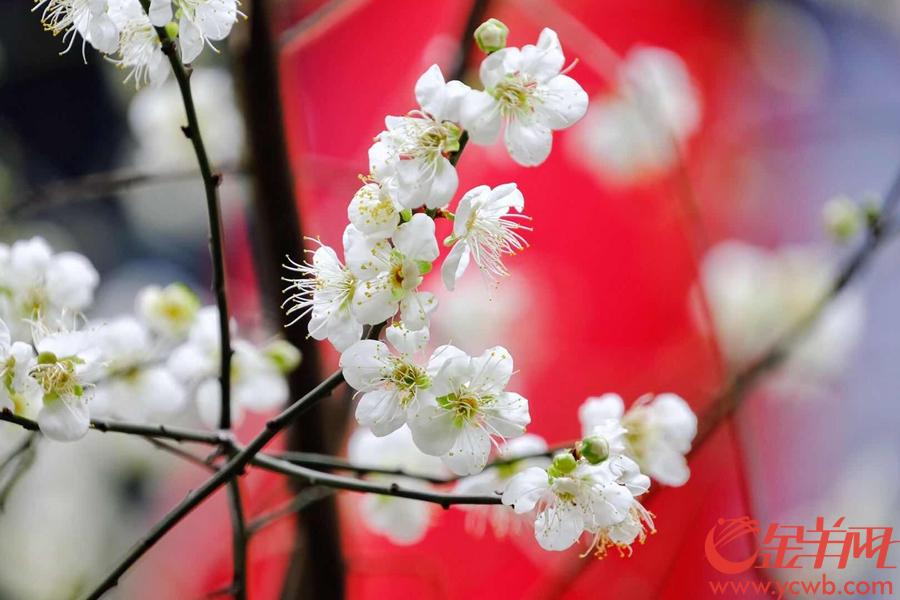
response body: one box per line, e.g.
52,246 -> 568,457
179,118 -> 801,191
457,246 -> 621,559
705,517 -> 760,574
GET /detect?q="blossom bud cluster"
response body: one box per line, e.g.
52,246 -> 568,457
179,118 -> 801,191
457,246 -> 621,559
33,0 -> 241,88
1,237 -> 298,441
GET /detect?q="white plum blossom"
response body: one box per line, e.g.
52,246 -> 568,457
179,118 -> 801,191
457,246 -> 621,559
147,0 -> 240,63
347,427 -> 446,545
408,345 -> 529,475
570,46 -> 701,183
283,239 -> 362,352
345,215 -> 439,331
29,329 -> 103,441
699,241 -> 864,384
0,319 -> 40,418
441,183 -> 529,290
0,237 -> 99,341
167,307 -> 291,427
369,65 -> 469,210
107,0 -> 169,88
579,393 -> 697,487
453,433 -> 550,537
341,324 -> 432,436
347,182 -> 401,239
33,0 -> 120,55
91,317 -> 186,421
502,453 -> 653,554
135,283 -> 201,340
461,28 -> 588,166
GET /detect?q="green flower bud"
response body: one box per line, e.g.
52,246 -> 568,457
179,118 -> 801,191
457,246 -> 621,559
548,452 -> 577,477
164,21 -> 179,40
578,436 -> 610,465
474,18 -> 509,54
823,196 -> 861,243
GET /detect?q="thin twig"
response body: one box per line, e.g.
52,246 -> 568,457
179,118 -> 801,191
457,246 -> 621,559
0,409 -> 228,445
7,164 -> 245,217
246,487 -> 336,536
145,437 -> 217,472
226,478 -> 248,600
252,454 -> 502,508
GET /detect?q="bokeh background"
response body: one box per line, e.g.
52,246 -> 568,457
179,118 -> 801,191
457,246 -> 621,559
1,0 -> 899,598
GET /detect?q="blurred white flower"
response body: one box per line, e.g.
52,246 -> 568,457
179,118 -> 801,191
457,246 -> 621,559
369,64 -> 469,210
167,306 -> 291,427
341,324 -> 432,436
408,345 -> 529,475
699,241 -> 865,383
502,452 -> 652,553
127,68 -> 245,168
441,183 -> 529,291
135,283 -> 201,340
345,215 -> 439,331
0,237 -> 99,342
91,317 -> 185,421
453,433 -> 550,537
347,427 -> 446,545
570,46 -> 701,184
461,28 -> 588,166
579,393 -> 697,487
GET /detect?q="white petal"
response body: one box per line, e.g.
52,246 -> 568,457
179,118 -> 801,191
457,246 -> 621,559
0,318 -> 10,354
460,91 -> 502,145
423,158 -> 458,210
38,397 -> 90,442
148,0 -> 172,26
235,370 -> 288,412
348,183 -> 399,238
399,291 -> 436,331
343,224 -> 390,278
351,275 -> 398,325
408,403 -> 458,456
469,346 -> 514,393
579,394 -> 625,437
505,117 -> 553,167
535,501 -> 584,551
427,347 -> 471,397
392,214 -> 439,263
442,424 -> 491,475
45,252 -> 99,311
645,450 -> 690,487
385,323 -> 429,355
134,367 -> 186,416
501,466 -> 550,513
88,13 -> 120,54
440,241 -> 470,291
361,495 -> 432,545
537,74 -> 588,131
179,16 -> 204,64
414,64 -> 447,117
196,378 -> 242,428
484,392 -> 530,438
479,47 -> 520,89
339,340 -> 391,391
355,390 -> 407,436
519,28 -> 565,83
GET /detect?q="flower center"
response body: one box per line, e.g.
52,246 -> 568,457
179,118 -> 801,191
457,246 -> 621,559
30,352 -> 84,403
389,361 -> 430,406
491,74 -> 538,117
438,390 -> 487,427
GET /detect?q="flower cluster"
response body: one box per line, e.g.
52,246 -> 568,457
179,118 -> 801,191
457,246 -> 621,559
0,237 -> 298,441
33,0 -> 241,87
285,25 -> 588,479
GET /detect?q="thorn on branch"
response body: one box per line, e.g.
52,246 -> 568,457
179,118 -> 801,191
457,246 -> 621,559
181,125 -> 193,139
211,172 -> 223,187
